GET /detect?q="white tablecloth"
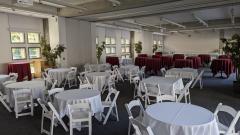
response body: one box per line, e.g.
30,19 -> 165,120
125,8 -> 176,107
140,76 -> 184,95
89,64 -> 111,72
119,65 -> 139,76
86,72 -> 110,91
144,102 -> 219,135
121,58 -> 133,65
0,75 -> 10,92
4,80 -> 45,107
166,68 -> 198,79
48,68 -> 71,86
54,89 -> 103,118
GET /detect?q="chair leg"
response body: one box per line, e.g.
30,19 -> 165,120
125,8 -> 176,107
70,121 -> 73,135
0,97 -> 12,112
50,117 -> 54,135
31,100 -> 34,116
114,104 -> 119,121
89,119 -> 92,135
15,103 -> 18,119
128,121 -> 131,135
103,107 -> 113,125
200,78 -> 203,89
41,114 -> 44,133
188,93 -> 191,104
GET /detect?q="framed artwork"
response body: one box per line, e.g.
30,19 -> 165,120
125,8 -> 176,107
105,37 -> 111,45
125,39 -> 130,45
11,47 -> 26,60
28,47 -> 41,59
111,38 -> 116,44
10,32 -> 25,44
121,38 -> 125,44
27,32 -> 40,44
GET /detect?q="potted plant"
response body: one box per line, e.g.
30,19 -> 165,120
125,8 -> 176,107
96,41 -> 105,64
40,37 -> 66,67
135,41 -> 142,54
152,44 -> 158,53
221,34 -> 240,89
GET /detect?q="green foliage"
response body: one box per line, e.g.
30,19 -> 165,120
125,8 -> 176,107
96,42 -> 105,63
135,41 -> 142,54
152,44 -> 158,53
221,34 -> 240,82
40,37 -> 66,67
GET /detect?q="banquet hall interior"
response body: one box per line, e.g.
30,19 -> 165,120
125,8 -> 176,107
1,0 -> 240,135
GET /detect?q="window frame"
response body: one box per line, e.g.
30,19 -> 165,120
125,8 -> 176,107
27,32 -> 40,44
11,47 -> 27,60
28,47 -> 41,59
10,32 -> 25,44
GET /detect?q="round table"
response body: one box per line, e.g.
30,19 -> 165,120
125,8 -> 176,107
0,75 -> 10,91
86,72 -> 110,91
48,68 -> 71,86
89,64 -> 111,72
4,80 -> 45,107
144,102 -> 219,135
54,89 -> 103,118
120,65 -> 139,76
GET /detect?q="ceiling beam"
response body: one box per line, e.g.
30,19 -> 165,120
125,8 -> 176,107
41,0 -> 86,11
160,18 -> 186,28
192,13 -> 208,27
119,20 -> 165,29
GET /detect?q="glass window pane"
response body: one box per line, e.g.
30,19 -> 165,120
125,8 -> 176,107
125,39 -> 130,45
11,47 -> 26,60
27,32 -> 40,44
153,40 -> 157,45
96,37 -> 99,45
121,55 -> 125,59
10,32 -> 24,43
28,47 -> 41,59
125,47 -> 130,53
111,38 -> 116,44
111,47 -> 116,53
106,47 -> 111,54
158,41 -> 161,45
121,38 -> 125,44
121,47 -> 125,53
126,55 -> 130,58
105,37 -> 110,45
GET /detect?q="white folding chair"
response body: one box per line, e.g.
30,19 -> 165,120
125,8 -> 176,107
125,99 -> 145,135
84,64 -> 92,72
48,102 -> 69,133
0,91 -> 12,112
102,74 -> 116,94
44,68 -> 52,73
176,79 -> 193,103
214,103 -> 240,135
78,76 -> 93,89
12,89 -> 33,118
68,102 -> 92,135
101,88 -> 120,125
70,67 -> 78,73
3,73 -> 18,86
64,71 -> 77,88
113,67 -> 124,82
156,94 -> 176,103
129,116 -> 154,135
143,83 -> 161,107
191,70 -> 204,89
139,66 -> 146,79
132,76 -> 140,99
160,68 -> 166,77
47,88 -> 64,102
129,68 -> 140,84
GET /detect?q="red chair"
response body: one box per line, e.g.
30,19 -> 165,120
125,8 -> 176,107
174,59 -> 193,68
186,56 -> 202,69
173,54 -> 185,61
210,59 -> 234,78
198,54 -> 211,65
8,62 -> 32,82
138,54 -> 148,57
106,56 -> 119,67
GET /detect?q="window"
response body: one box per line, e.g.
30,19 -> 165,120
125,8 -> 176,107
121,38 -> 131,58
105,37 -> 116,55
10,32 -> 25,44
27,32 -> 40,44
105,37 -> 111,45
121,38 -> 125,44
96,37 -> 99,45
11,47 -> 26,60
28,47 -> 41,59
125,39 -> 130,45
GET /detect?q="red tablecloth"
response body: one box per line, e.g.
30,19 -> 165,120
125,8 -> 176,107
106,56 -> 119,66
218,55 -> 231,59
145,58 -> 162,73
186,56 -> 202,69
198,54 -> 211,65
210,59 -> 234,77
174,59 -> 194,68
152,55 -> 161,58
161,56 -> 173,69
138,54 -> 148,57
173,54 -> 185,61
135,57 -> 147,67
8,62 -> 32,82
155,52 -> 162,56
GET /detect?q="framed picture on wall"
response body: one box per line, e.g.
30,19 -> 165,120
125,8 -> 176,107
27,32 -> 40,44
11,47 -> 27,60
28,47 -> 41,59
10,32 -> 25,44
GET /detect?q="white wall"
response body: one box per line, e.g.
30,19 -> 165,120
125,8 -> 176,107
164,30 -> 220,54
0,13 -> 43,73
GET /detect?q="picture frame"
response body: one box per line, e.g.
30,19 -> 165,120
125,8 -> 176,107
11,47 -> 27,60
28,47 -> 41,59
10,32 -> 25,44
27,32 -> 40,44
